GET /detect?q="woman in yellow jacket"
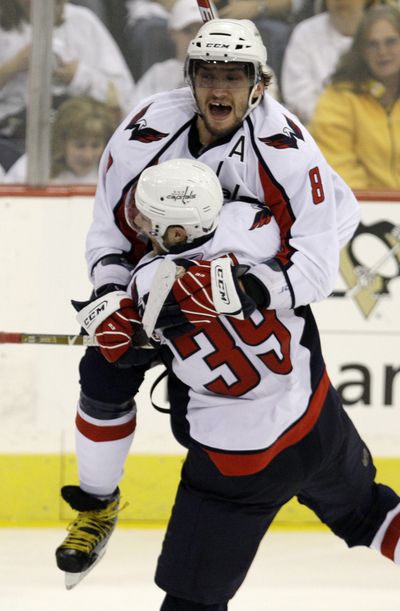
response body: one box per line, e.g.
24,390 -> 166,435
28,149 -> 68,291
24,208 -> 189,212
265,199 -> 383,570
310,4 -> 400,191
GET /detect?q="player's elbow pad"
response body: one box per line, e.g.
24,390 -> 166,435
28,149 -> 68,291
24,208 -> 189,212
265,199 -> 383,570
92,254 -> 134,295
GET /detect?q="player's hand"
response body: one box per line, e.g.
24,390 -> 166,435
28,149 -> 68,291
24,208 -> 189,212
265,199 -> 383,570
74,291 -> 145,363
95,297 -> 142,363
157,258 -> 256,338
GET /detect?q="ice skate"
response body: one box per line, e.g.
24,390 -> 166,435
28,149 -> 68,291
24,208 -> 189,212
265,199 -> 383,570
55,485 -> 120,589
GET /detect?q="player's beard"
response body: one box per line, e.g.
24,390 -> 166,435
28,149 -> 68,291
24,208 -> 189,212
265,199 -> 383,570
198,112 -> 243,140
195,95 -> 247,142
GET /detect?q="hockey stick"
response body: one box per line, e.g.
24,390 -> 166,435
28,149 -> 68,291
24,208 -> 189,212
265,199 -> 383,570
141,258 -> 177,336
0,259 -> 178,346
196,0 -> 218,22
0,332 -> 96,346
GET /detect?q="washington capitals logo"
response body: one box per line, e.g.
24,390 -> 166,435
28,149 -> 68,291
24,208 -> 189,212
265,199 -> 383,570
259,116 -> 304,150
250,204 -> 272,230
125,104 -> 169,143
167,187 -> 196,205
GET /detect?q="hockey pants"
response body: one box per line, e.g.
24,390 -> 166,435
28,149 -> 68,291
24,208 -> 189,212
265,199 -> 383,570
156,384 -> 400,609
76,351 -> 399,609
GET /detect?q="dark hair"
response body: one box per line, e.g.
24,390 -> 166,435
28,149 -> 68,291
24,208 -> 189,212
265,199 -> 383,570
0,0 -> 29,30
331,5 -> 400,89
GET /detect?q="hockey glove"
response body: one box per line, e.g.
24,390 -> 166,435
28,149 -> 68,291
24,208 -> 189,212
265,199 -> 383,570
157,258 -> 257,338
75,291 -> 148,364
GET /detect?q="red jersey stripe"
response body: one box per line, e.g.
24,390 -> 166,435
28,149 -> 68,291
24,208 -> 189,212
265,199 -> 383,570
258,160 -> 295,267
381,513 -> 400,561
76,412 -> 136,442
204,369 -> 330,476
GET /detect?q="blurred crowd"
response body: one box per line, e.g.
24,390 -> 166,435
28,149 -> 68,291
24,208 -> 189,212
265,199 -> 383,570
0,0 -> 399,190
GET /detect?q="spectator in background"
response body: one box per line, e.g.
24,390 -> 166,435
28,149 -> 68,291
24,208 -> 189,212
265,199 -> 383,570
0,0 -> 135,170
132,0 -> 280,103
124,0 -> 176,80
281,0 -> 372,124
310,4 -> 400,190
216,0 -> 311,22
3,96 -> 115,184
215,1 -> 314,84
131,0 -> 202,103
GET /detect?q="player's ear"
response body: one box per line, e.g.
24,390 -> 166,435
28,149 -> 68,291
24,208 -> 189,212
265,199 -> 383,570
166,226 -> 188,246
174,226 -> 188,243
254,80 -> 265,98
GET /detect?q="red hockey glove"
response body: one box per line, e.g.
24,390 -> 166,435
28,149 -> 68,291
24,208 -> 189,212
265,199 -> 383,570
95,300 -> 142,363
157,258 -> 256,338
75,291 -> 144,363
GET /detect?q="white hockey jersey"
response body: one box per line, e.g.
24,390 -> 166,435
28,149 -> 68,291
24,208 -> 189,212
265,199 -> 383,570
86,87 -> 360,475
129,200 -> 342,477
86,87 -> 360,304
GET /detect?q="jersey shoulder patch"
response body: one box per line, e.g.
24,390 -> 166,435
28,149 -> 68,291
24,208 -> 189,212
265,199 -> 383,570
259,115 -> 304,150
125,103 -> 169,143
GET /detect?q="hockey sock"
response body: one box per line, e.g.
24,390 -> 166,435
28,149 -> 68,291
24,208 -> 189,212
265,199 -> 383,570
370,501 -> 400,564
75,403 -> 136,497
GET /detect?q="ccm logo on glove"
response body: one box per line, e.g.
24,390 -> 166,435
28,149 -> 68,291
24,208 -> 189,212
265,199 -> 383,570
214,265 -> 230,304
211,258 -> 246,317
82,300 -> 108,329
76,291 -> 142,363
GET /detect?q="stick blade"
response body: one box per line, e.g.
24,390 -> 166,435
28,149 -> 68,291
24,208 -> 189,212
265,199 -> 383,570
142,258 -> 177,337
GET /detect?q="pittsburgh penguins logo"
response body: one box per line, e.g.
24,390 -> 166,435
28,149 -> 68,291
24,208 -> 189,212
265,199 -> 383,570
125,104 -> 169,143
336,221 -> 400,318
259,116 -> 304,150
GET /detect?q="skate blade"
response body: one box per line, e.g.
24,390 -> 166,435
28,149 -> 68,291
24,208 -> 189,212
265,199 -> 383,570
64,547 -> 107,590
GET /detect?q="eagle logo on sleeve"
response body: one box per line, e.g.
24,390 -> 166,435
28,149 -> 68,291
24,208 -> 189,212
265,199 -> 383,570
250,204 -> 272,230
259,116 -> 304,150
125,104 -> 169,143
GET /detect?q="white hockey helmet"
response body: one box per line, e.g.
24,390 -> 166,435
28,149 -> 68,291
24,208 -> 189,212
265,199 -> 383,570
185,19 -> 269,112
131,159 -> 223,251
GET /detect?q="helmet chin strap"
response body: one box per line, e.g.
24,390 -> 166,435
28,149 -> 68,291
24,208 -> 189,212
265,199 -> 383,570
153,235 -> 170,253
146,228 -> 170,254
243,80 -> 264,119
150,230 -> 193,254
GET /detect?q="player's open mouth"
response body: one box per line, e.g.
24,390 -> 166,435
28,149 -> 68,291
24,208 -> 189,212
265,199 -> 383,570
209,102 -> 232,119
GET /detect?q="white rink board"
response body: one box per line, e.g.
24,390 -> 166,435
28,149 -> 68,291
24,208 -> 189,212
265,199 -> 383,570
313,201 -> 400,455
0,194 -> 399,455
0,194 -> 180,455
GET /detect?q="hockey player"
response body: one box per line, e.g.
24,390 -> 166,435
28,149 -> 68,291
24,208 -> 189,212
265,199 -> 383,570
65,157 -> 400,608
55,18 -> 400,605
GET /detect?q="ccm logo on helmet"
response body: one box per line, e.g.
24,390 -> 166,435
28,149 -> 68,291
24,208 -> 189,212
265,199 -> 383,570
214,264 -> 231,305
84,301 -> 107,327
206,43 -> 230,49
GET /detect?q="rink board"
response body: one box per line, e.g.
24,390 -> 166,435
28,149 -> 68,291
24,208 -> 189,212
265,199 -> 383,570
1,189 -> 400,526
2,454 -> 400,528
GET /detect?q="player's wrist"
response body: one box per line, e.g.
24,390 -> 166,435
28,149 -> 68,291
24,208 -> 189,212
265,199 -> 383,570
95,283 -> 127,298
